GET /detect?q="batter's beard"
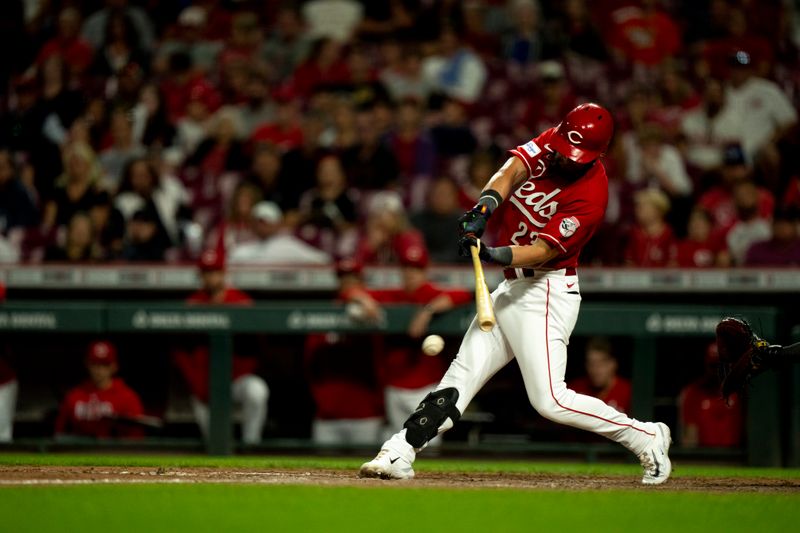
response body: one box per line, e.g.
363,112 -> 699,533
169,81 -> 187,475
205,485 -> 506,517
550,157 -> 594,181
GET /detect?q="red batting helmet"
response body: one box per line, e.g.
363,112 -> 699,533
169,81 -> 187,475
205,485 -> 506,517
550,103 -> 614,164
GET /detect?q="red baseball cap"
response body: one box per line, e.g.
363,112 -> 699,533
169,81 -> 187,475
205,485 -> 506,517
335,257 -> 363,277
198,249 -> 225,271
549,103 -> 614,164
87,341 -> 117,365
396,236 -> 430,269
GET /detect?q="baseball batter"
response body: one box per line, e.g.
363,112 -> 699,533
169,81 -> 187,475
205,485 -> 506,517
360,103 -> 672,484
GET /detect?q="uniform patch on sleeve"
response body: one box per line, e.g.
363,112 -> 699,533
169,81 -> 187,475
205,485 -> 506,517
521,141 -> 541,158
559,216 -> 580,238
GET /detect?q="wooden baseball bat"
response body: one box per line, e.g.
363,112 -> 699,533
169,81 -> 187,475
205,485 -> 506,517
469,240 -> 496,332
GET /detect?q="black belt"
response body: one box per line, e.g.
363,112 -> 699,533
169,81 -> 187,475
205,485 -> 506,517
503,267 -> 577,280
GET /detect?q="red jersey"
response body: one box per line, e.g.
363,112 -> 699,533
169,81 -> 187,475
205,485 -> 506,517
676,238 -> 722,268
698,186 -> 775,232
346,282 -> 472,390
569,376 -> 632,414
175,288 -> 259,402
503,128 -> 609,269
680,382 -> 743,447
624,225 -> 677,267
55,378 -> 144,438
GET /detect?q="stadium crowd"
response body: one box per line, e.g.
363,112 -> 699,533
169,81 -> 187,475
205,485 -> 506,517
1,0 -> 800,269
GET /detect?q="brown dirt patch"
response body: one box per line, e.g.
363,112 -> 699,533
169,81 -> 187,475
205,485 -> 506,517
0,466 -> 798,492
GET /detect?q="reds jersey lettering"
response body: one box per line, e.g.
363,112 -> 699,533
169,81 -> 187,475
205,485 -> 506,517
74,395 -> 115,420
499,127 -> 609,269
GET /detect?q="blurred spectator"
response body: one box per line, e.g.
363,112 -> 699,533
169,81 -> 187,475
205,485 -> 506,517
342,239 -> 471,443
551,0 -> 608,62
296,155 -> 360,258
340,105 -> 399,190
679,343 -> 743,448
458,150 -> 497,210
236,70 -> 277,137
55,340 -> 145,439
290,38 -> 350,99
130,83 -> 175,150
699,8 -> 773,80
744,209 -> 800,266
379,42 -> 429,102
245,145 -> 288,210
174,81 -> 216,158
606,0 -> 681,70
356,191 -> 426,265
36,7 -> 94,77
698,145 -> 774,232
0,149 -> 39,233
429,97 -> 478,158
217,12 -> 265,82
723,181 -> 773,266
680,78 -> 744,173
41,143 -> 105,233
250,92 -> 304,152
39,54 -> 85,149
568,337 -> 631,415
155,6 -> 223,75
503,0 -> 545,66
43,212 -> 102,262
99,108 -> 146,189
114,157 -> 191,256
411,177 -> 465,264
676,208 -> 723,268
278,111 -> 328,211
625,124 -> 692,199
88,9 -> 149,82
261,5 -> 313,83
206,181 -> 261,251
515,61 -> 578,140
160,52 -> 216,123
228,201 -> 330,265
421,26 -> 487,104
624,188 -> 676,267
121,207 -> 168,262
722,50 -> 797,186
173,249 -> 269,444
302,0 -> 364,43
82,0 -> 155,52
388,98 -> 437,207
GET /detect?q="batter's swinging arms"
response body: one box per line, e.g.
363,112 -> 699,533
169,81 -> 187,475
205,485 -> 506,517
359,103 -> 672,485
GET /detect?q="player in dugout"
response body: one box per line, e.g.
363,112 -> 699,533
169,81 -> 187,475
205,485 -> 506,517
172,248 -> 269,444
55,341 -> 145,439
342,238 -> 472,445
360,103 -> 673,485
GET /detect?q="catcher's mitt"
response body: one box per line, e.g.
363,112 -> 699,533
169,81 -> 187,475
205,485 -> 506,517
716,317 -> 778,401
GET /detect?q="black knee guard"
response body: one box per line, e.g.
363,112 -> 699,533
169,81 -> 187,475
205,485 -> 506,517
403,388 -> 461,448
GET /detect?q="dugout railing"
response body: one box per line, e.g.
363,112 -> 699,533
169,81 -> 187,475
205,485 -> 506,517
0,301 -> 784,466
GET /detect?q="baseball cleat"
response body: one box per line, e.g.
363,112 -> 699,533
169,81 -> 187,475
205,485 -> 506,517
638,422 -> 672,485
358,449 -> 415,480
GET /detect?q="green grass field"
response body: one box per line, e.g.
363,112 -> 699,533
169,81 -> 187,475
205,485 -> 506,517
1,454 -> 799,533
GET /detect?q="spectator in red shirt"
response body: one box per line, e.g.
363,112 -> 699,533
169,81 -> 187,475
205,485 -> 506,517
355,191 -> 426,266
607,0 -> 681,68
624,188 -> 677,267
676,208 -> 723,268
289,37 -> 350,99
36,8 -> 94,77
55,341 -> 145,439
249,91 -> 304,153
172,249 -> 269,444
342,240 -> 472,445
569,337 -> 632,415
679,342 -> 743,448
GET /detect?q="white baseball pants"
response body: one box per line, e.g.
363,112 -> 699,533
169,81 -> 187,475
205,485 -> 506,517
312,417 -> 383,446
191,374 -> 269,444
0,380 -> 17,442
384,271 -> 658,460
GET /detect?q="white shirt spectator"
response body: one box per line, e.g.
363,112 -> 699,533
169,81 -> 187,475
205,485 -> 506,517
229,234 -> 331,265
681,106 -> 745,170
302,0 -> 363,42
727,219 -> 772,265
81,4 -> 156,51
724,77 -> 798,159
421,49 -> 487,104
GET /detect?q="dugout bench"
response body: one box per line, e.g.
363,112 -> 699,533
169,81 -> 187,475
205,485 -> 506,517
0,301 -> 782,465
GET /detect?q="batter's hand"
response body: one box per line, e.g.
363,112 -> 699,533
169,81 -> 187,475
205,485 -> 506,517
459,234 -> 512,265
458,205 -> 490,239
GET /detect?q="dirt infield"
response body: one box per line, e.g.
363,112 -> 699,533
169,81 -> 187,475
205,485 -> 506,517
0,466 -> 797,492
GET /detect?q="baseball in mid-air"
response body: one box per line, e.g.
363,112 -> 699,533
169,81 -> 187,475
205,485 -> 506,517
422,335 -> 445,356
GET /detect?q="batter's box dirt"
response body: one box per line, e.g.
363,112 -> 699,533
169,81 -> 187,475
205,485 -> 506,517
0,466 -> 797,492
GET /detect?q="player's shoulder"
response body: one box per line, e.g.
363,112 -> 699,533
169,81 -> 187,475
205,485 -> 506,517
223,288 -> 253,304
